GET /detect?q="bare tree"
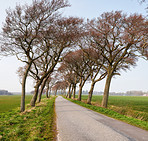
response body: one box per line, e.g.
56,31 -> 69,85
62,49 -> 94,101
80,48 -> 107,104
89,11 -> 147,108
0,0 -> 70,112
37,74 -> 50,103
45,77 -> 52,98
52,81 -> 67,96
58,62 -> 79,98
30,17 -> 84,106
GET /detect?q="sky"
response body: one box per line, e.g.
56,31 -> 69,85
0,0 -> 147,93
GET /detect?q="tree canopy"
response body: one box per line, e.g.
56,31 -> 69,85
0,0 -> 147,111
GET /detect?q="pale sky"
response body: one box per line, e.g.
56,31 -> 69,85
0,0 -> 147,93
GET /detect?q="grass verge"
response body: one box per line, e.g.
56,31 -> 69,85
78,95 -> 148,122
0,96 -> 56,141
65,97 -> 148,131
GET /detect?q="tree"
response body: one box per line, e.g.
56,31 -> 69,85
37,74 -> 50,103
45,77 -> 52,98
52,81 -> 68,95
30,17 -> 85,106
89,11 -> 147,108
62,49 -> 94,101
58,62 -> 79,98
0,0 -> 69,112
63,73 -> 77,98
80,48 -> 107,104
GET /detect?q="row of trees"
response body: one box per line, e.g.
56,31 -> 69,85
54,10 -> 148,107
0,0 -> 147,112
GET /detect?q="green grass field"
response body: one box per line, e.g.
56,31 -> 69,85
80,95 -> 148,121
0,96 -> 56,140
91,95 -> 148,112
0,95 -> 47,113
0,95 -> 33,113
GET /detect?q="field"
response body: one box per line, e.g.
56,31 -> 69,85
0,95 -> 32,113
0,96 -> 56,140
0,95 -> 47,113
81,95 -> 148,121
67,95 -> 148,130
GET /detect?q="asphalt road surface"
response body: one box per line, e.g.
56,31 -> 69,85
55,96 -> 148,141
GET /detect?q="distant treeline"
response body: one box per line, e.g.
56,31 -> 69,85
52,90 -> 148,96
0,90 -> 13,95
84,90 -> 148,96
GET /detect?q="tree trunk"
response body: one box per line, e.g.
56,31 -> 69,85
101,73 -> 112,108
78,85 -> 82,101
78,78 -> 83,101
78,85 -> 83,101
46,84 -> 49,98
49,88 -> 51,98
30,81 -> 40,107
72,84 -> 76,99
69,85 -> 73,99
37,77 -> 47,103
67,84 -> 71,98
87,81 -> 95,104
30,71 -> 53,107
20,62 -> 32,112
37,76 -> 49,102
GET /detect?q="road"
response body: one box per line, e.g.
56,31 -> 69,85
55,96 -> 148,141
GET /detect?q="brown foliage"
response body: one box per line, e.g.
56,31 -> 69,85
1,0 -> 70,60
88,11 -> 147,107
89,11 -> 147,74
0,0 -> 70,111
52,81 -> 68,91
62,49 -> 94,78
